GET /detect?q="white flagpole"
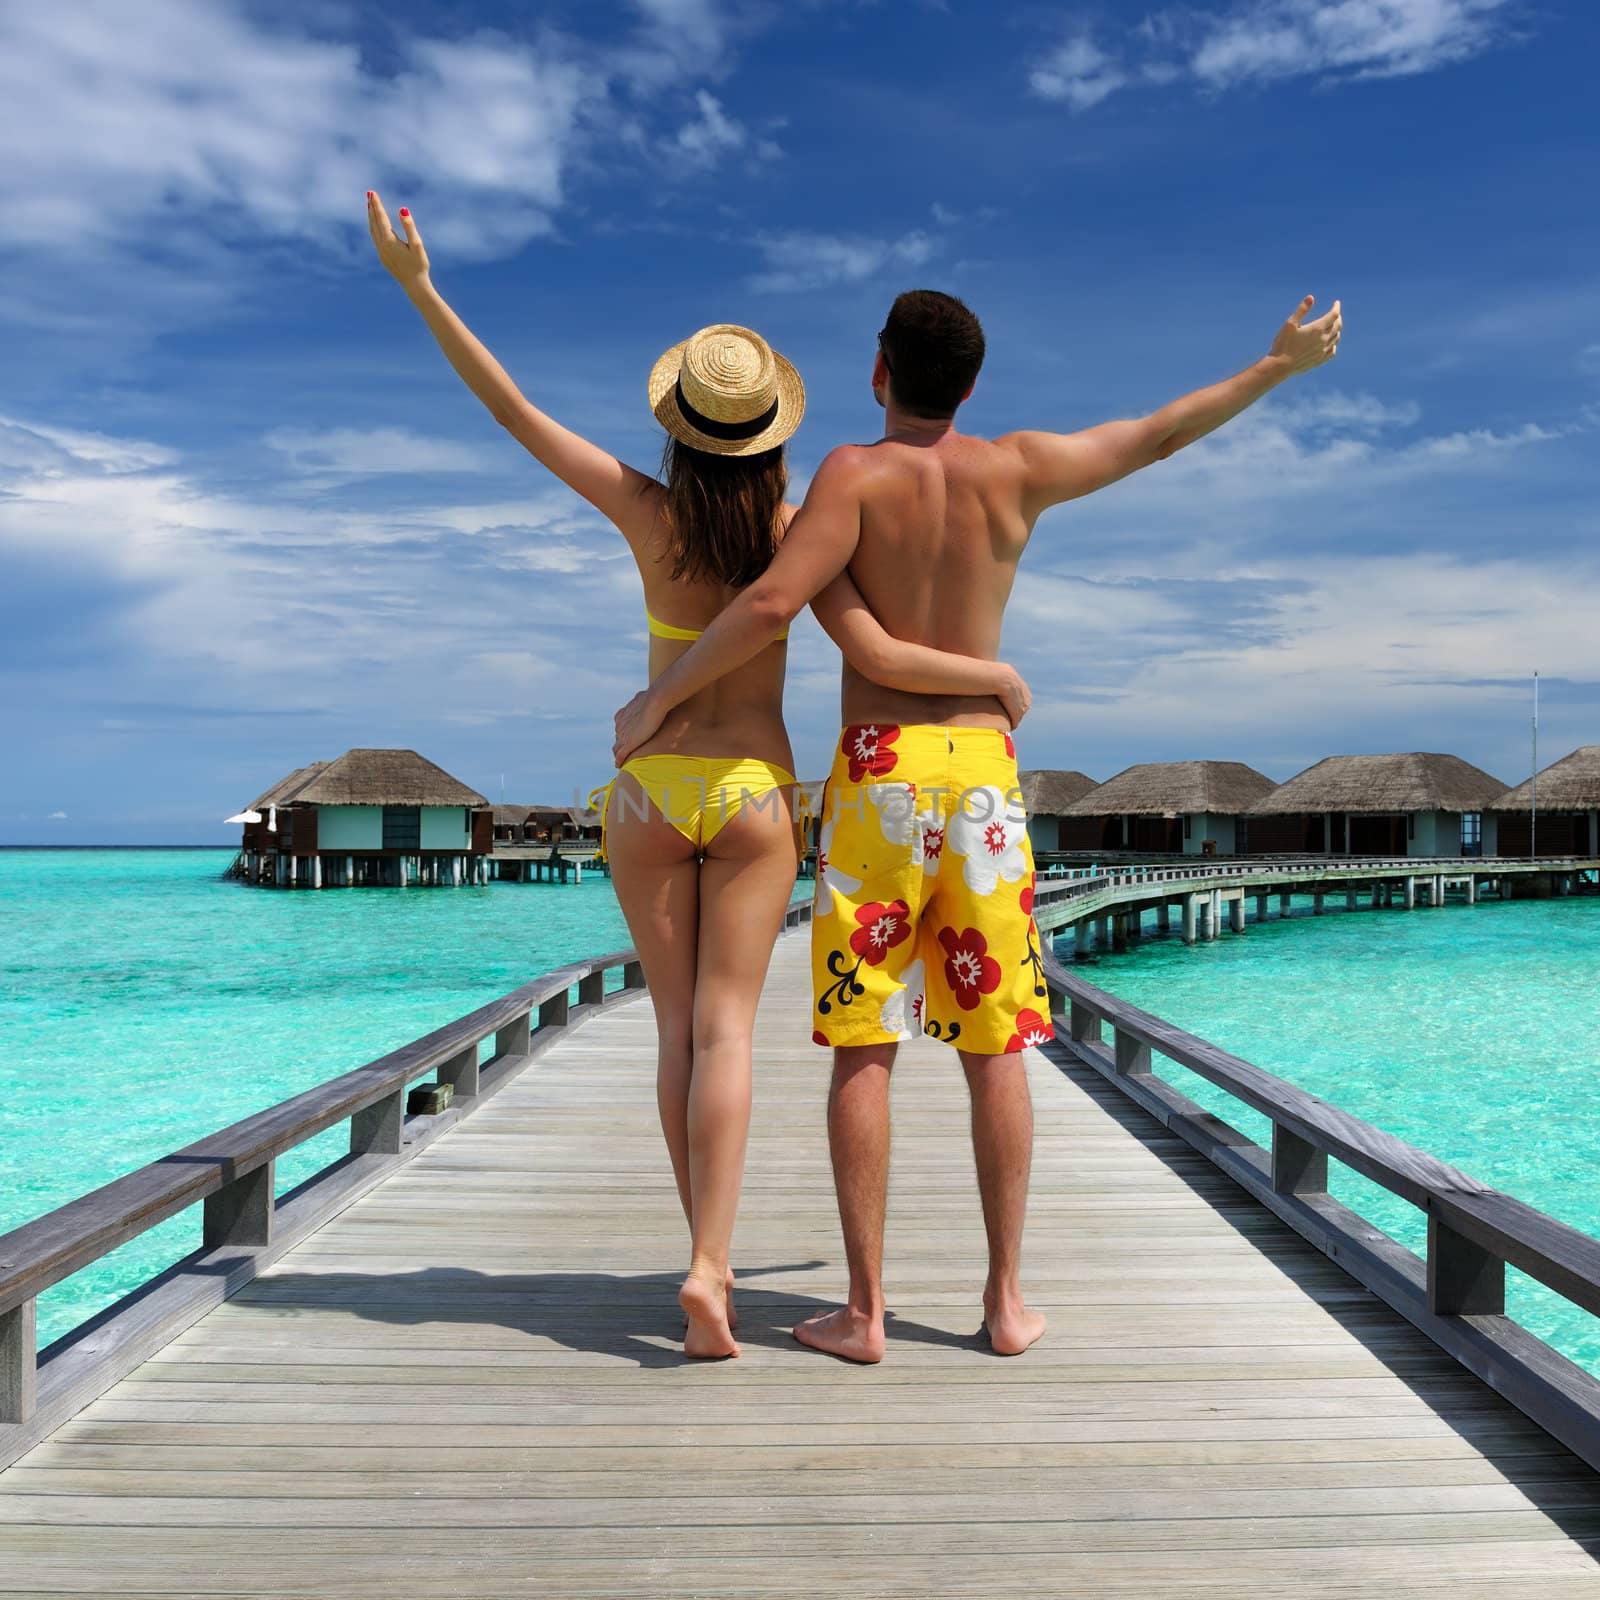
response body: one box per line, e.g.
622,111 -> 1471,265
1531,671 -> 1539,859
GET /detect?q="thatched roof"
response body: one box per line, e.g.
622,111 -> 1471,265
493,804 -> 535,827
1064,761 -> 1276,819
1488,746 -> 1600,812
1017,769 -> 1098,816
275,749 -> 488,808
250,762 -> 328,811
1249,752 -> 1505,816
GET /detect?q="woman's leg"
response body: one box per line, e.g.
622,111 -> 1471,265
604,776 -> 701,1234
677,785 -> 800,1357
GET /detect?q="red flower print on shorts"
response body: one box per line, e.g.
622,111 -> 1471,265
1003,732 -> 1015,758
843,723 -> 901,782
812,1029 -> 830,1046
851,899 -> 912,966
1005,1008 -> 1053,1052
938,925 -> 1002,1009
1019,872 -> 1035,916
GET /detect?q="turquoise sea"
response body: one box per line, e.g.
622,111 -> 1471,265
4,851 -> 1599,1381
0,849 -> 646,1347
1068,892 -> 1600,1377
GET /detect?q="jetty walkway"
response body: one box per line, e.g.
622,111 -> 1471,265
4,903 -> 1600,1592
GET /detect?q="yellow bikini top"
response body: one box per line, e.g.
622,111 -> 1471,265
646,608 -> 788,643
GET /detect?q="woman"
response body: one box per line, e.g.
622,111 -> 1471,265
368,194 -> 1028,1358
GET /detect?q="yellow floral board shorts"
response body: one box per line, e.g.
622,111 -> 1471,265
810,723 -> 1055,1056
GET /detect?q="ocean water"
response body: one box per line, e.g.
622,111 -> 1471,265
1055,893 -> 1600,1376
0,848 -> 701,1348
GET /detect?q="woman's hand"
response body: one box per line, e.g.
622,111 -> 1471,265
613,688 -> 666,767
367,192 -> 431,293
991,662 -> 1032,729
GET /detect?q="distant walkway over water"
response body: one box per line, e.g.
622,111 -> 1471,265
4,907 -> 1600,1593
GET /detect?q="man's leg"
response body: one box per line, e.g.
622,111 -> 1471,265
960,1050 -> 1047,1355
794,1041 -> 897,1364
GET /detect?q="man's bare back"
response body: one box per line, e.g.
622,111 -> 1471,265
833,430 -> 1032,730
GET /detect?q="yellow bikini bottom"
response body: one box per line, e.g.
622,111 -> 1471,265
591,755 -> 799,855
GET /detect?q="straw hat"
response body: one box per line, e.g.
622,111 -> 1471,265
648,323 -> 805,457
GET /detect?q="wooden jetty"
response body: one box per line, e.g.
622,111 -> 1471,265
1031,852 -> 1600,955
5,905 -> 1600,1594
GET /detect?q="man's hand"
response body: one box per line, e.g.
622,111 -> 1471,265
991,662 -> 1032,729
1267,295 -> 1342,376
367,192 -> 431,293
613,688 -> 665,767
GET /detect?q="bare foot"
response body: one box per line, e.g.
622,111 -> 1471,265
982,1299 -> 1047,1356
793,1305 -> 885,1364
680,1268 -> 739,1360
681,1270 -> 737,1332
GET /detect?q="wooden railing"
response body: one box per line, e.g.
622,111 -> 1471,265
0,945 -> 663,1467
1039,943 -> 1600,1473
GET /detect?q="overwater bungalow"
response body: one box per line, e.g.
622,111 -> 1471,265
1487,746 -> 1600,857
1016,769 -> 1098,852
1245,752 -> 1505,857
494,804 -> 603,846
1058,761 -> 1275,855
233,748 -> 491,887
492,805 -> 537,844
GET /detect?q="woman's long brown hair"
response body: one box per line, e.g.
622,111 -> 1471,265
658,439 -> 787,588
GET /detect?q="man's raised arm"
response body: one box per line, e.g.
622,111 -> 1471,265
1011,295 -> 1342,517
611,449 -> 864,764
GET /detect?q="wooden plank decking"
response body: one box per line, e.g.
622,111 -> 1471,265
3,932 -> 1600,1596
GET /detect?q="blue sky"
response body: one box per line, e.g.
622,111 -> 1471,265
2,0 -> 1596,842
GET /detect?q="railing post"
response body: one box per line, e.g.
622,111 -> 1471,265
1114,1029 -> 1151,1076
1045,971 -> 1065,1021
578,969 -> 606,1008
1069,999 -> 1101,1045
439,1043 -> 479,1104
623,959 -> 646,990
539,990 -> 570,1029
1271,1125 -> 1328,1196
494,1012 -> 531,1059
202,1160 -> 275,1250
1428,1214 -> 1505,1315
350,1088 -> 404,1155
1,1300 -> 37,1424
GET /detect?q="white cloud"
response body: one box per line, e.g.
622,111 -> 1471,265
1028,34 -> 1128,110
747,230 -> 935,294
1030,0 -> 1517,109
264,428 -> 494,478
0,3 -> 596,263
666,91 -> 748,170
1188,0 -> 1514,87
48,811 -> 68,820
0,413 -> 634,708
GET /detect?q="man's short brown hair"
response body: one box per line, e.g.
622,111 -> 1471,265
879,290 -> 986,418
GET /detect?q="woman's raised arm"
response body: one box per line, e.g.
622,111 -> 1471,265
809,573 -> 1031,728
368,194 -> 657,546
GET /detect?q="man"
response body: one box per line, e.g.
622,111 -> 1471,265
613,289 -> 1342,1362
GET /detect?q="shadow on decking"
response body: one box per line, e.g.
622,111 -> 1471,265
1039,1037 -> 1600,1554
238,1261 -> 986,1367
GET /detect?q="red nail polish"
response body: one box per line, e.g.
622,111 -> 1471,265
399,208 -> 409,217
366,190 -> 374,199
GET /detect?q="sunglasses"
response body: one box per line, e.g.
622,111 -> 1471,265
876,330 -> 893,375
